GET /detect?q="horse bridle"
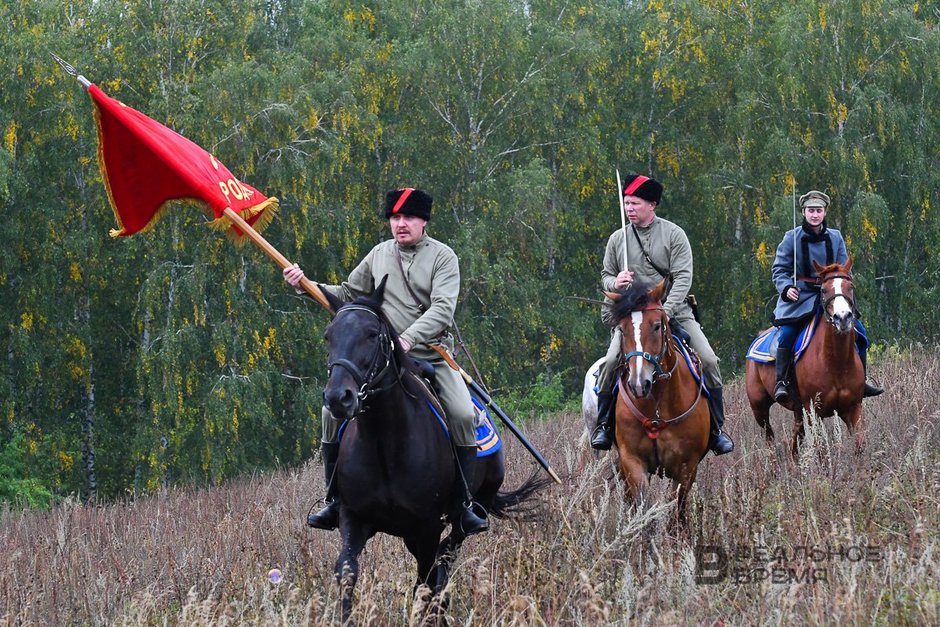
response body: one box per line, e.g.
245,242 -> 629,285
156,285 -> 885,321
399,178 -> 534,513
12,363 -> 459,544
327,305 -> 399,403
618,304 -> 702,436
819,273 -> 859,323
620,306 -> 677,383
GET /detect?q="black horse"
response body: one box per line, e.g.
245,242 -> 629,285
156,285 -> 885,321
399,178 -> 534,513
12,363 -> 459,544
319,278 -> 548,622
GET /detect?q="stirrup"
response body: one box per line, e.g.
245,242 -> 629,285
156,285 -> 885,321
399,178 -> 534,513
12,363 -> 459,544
773,381 -> 790,403
307,500 -> 339,530
459,501 -> 489,535
709,431 -> 734,455
863,380 -> 884,398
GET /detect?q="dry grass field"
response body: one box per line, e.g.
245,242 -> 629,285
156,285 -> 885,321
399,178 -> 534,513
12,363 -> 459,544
2,350 -> 938,625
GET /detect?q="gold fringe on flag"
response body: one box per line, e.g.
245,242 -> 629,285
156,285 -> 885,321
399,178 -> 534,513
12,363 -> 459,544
206,196 -> 279,246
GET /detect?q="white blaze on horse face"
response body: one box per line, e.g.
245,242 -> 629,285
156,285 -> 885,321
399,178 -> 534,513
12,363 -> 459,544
831,278 -> 853,317
629,311 -> 646,386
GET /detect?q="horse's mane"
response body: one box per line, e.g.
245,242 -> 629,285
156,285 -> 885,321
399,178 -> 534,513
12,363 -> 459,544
816,260 -> 852,278
609,280 -> 656,323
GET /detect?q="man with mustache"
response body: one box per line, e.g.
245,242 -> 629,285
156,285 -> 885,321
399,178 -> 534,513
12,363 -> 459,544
284,188 -> 488,535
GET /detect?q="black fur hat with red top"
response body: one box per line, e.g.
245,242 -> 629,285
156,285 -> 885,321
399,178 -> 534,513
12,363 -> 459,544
622,174 -> 663,204
384,188 -> 433,220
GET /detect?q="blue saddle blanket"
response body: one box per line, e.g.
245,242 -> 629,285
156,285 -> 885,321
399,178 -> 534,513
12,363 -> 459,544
669,335 -> 707,395
336,392 -> 502,458
426,393 -> 502,458
745,310 -> 868,363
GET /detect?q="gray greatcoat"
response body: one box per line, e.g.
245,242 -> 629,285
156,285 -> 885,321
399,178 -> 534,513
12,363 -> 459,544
772,221 -> 848,325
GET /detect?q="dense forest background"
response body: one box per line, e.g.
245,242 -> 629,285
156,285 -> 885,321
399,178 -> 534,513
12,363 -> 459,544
2,0 -> 938,504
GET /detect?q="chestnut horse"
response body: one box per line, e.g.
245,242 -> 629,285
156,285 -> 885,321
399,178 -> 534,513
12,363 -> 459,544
745,259 -> 865,455
606,281 -> 711,520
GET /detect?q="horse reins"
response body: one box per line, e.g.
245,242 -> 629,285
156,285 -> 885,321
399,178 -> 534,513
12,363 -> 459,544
618,306 -> 704,439
621,306 -> 674,383
327,305 -> 400,404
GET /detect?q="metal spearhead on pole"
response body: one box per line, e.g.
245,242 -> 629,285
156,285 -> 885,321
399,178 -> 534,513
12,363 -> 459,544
617,169 -> 628,271
59,50 -> 552,484
50,52 -> 91,88
53,52 -> 334,312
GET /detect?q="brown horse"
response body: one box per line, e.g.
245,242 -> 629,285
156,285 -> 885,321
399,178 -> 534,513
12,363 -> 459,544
745,259 -> 865,456
606,281 -> 711,521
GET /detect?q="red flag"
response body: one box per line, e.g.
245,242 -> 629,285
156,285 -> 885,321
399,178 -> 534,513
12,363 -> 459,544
88,84 -> 276,243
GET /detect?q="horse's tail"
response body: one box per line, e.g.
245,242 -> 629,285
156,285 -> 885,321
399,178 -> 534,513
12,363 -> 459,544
487,469 -> 553,521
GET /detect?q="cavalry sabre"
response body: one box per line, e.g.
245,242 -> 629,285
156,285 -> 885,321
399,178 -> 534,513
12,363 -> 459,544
792,180 -> 798,284
56,53 -> 556,484
225,212 -> 561,484
617,169 -> 628,271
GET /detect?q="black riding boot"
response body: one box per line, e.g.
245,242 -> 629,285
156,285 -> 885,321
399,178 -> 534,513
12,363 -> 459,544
590,391 -> 615,450
307,442 -> 340,530
706,387 -> 734,455
454,445 -> 489,535
859,351 -> 884,398
774,347 -> 794,404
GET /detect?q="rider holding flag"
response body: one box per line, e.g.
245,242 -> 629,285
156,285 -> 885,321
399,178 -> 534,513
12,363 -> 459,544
284,188 -> 488,535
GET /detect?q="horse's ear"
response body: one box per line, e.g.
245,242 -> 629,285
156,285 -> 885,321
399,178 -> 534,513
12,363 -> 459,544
322,285 -> 346,314
844,256 -> 853,272
650,280 -> 667,303
372,274 -> 389,304
603,290 -> 621,302
812,259 -> 824,273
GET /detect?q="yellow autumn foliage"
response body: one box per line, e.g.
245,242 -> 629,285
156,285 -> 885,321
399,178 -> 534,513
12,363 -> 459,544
4,121 -> 16,154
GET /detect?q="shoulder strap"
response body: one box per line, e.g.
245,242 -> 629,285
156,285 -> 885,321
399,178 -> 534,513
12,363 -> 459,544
631,225 -> 671,279
394,244 -> 426,313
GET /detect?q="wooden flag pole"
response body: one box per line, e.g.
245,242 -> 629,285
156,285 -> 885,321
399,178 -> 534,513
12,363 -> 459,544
53,54 -> 329,314
225,207 -> 559,481
222,207 -> 334,315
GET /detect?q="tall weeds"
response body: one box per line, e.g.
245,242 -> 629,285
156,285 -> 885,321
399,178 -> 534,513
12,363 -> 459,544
2,352 -> 937,625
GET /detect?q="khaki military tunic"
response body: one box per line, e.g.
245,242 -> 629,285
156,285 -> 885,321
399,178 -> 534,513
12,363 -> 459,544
598,217 -> 722,391
319,233 -> 477,446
